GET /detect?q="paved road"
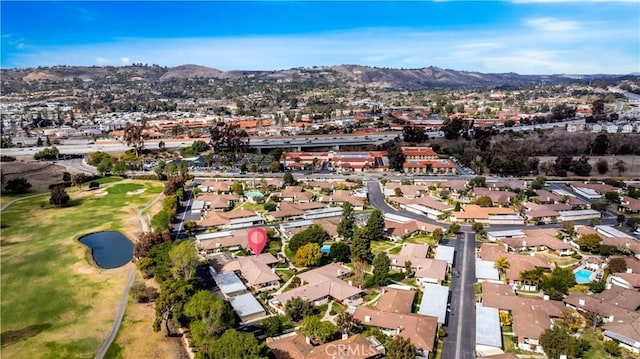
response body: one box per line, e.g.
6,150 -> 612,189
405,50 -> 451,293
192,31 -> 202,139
0,193 -> 47,212
442,231 -> 476,359
95,188 -> 163,359
94,268 -> 136,359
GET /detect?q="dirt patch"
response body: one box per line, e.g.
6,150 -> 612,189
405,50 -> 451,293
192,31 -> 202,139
0,161 -> 69,192
1,323 -> 53,347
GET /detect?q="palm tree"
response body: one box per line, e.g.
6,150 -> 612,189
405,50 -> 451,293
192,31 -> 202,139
518,268 -> 544,291
494,256 -> 510,280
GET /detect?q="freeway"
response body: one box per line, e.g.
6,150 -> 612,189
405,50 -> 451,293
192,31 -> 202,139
0,133 -> 402,157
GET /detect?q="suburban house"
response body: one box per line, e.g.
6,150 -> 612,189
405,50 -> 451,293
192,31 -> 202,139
473,187 -> 516,206
401,147 -> 456,175
494,228 -> 574,256
196,228 -> 256,253
353,287 -> 439,358
267,333 -> 386,359
197,209 -> 264,230
479,243 -> 551,288
564,287 -> 640,353
273,263 -> 363,311
384,213 -> 443,241
620,196 -> 640,214
475,303 -> 503,356
451,205 -> 524,225
276,186 -> 314,203
389,243 -> 448,286
235,253 -> 281,292
482,282 -> 564,353
388,196 -> 453,220
229,293 -> 267,324
196,193 -> 240,211
198,180 -> 235,193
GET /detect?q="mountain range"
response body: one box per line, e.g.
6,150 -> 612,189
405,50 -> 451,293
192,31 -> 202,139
1,64 -> 633,90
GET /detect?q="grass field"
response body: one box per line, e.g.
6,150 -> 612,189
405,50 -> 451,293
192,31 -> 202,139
0,179 -> 163,359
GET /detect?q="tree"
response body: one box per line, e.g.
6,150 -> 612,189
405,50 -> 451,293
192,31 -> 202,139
472,222 -> 484,233
476,195 -> 493,207
335,312 -> 353,336
609,257 -> 627,273
4,177 -> 31,193
386,335 -> 416,359
123,120 -> 146,157
518,268 -> 545,290
300,316 -> 338,344
209,123 -> 249,157
432,228 -> 444,244
231,182 -> 244,195
393,260 -> 408,281
448,223 -> 460,236
169,240 -> 199,281
351,226 -> 373,262
71,173 -> 86,191
541,267 -> 576,300
616,214 -> 625,226
352,258 -> 368,288
372,252 -> 391,286
263,201 -> 277,211
577,234 -> 602,253
294,243 -> 323,267
604,191 -> 620,204
562,221 -> 575,236
592,134 -> 609,156
494,257 -> 510,278
49,184 -> 70,206
402,126 -> 428,143
603,339 -> 622,357
288,224 -> 328,254
208,329 -> 268,359
269,161 -> 282,172
595,159 -> 608,174
539,324 -> 587,359
283,171 -> 295,185
364,210 -> 385,241
284,297 -> 314,322
588,280 -> 607,293
613,160 -> 627,174
337,202 -> 355,241
329,242 -> 351,263
185,290 -> 236,340
33,146 -> 59,160
468,176 -> 486,187
261,316 -> 283,337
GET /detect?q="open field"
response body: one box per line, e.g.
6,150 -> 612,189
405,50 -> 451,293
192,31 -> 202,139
536,155 -> 640,178
0,179 -> 163,359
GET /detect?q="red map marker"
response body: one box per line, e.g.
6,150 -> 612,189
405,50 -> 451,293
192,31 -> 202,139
247,227 -> 268,254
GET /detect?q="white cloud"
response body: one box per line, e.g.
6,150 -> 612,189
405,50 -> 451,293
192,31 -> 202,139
523,17 -> 581,31
5,24 -> 637,75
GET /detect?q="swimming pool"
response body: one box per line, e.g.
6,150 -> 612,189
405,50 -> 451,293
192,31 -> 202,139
574,269 -> 593,284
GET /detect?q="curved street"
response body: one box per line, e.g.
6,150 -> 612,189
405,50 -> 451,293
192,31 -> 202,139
95,189 -> 164,359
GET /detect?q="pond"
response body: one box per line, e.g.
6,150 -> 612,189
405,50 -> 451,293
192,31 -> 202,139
79,231 -> 133,269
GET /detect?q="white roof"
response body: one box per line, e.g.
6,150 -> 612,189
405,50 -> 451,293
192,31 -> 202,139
487,215 -> 525,220
279,220 -> 314,229
229,293 -> 266,318
384,213 -> 412,224
196,231 -> 233,241
595,225 -> 634,239
417,283 -> 449,324
476,303 -> 502,348
487,229 -> 525,238
475,259 -> 500,281
213,271 -> 246,295
434,246 -> 455,265
405,204 -> 443,217
552,189 -> 575,197
191,200 -> 205,210
558,209 -> 601,216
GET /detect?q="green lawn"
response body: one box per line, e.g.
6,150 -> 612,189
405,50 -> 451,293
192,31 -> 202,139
370,240 -> 396,254
0,180 -> 162,359
503,334 -> 518,352
404,234 -> 437,245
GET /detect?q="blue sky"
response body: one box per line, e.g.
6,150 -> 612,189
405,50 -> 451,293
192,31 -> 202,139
2,1 -> 639,74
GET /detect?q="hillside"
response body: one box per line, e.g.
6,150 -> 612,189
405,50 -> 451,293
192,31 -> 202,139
0,64 -> 631,91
